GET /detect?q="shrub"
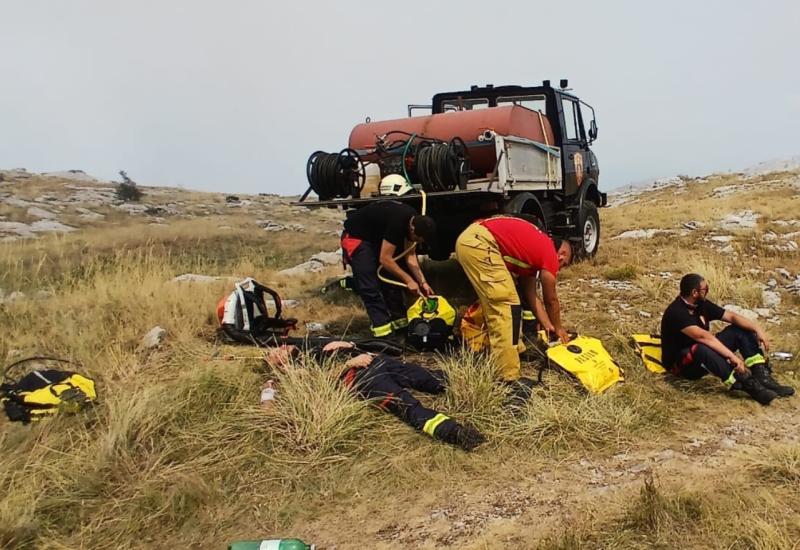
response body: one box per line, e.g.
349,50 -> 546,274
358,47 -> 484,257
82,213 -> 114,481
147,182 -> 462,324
115,171 -> 143,202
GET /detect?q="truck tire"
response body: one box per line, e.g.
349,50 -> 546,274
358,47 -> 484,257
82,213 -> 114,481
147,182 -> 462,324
504,193 -> 547,231
577,201 -> 600,258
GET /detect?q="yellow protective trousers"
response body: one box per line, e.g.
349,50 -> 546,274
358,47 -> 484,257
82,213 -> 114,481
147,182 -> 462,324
455,222 -> 525,381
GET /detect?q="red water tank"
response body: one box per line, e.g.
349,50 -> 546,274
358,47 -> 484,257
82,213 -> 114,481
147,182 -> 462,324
349,105 -> 556,177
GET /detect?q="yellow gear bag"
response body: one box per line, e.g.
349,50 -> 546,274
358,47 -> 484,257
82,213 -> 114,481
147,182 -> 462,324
540,334 -> 624,394
406,295 -> 457,351
631,333 -> 665,373
1,358 -> 98,423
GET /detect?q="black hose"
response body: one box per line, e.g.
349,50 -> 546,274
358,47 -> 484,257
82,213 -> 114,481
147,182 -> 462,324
414,139 -> 469,192
306,149 -> 365,200
2,356 -> 73,383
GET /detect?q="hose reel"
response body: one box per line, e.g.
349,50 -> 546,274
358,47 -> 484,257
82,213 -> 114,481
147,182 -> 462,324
306,148 -> 366,200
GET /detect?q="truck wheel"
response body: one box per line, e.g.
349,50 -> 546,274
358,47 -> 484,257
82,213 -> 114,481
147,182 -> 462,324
504,193 -> 547,231
577,202 -> 600,258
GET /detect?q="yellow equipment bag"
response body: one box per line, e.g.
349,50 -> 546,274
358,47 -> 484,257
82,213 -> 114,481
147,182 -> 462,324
460,302 -> 489,352
631,333 -> 665,373
1,357 -> 98,423
406,295 -> 457,351
540,334 -> 624,394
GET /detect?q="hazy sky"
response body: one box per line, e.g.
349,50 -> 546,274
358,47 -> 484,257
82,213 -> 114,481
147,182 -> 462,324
2,1 -> 798,195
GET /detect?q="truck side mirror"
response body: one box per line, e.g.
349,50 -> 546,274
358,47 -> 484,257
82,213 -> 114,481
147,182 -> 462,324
589,120 -> 598,142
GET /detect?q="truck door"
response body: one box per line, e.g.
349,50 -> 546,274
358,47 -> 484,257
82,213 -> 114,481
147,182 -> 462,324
559,96 -> 589,198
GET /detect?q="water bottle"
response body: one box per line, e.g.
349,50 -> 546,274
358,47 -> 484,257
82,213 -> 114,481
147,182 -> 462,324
228,539 -> 315,550
260,380 -> 276,409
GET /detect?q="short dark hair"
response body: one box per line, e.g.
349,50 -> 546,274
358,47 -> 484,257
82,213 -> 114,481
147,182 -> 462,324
411,215 -> 436,242
552,236 -> 564,252
680,273 -> 705,297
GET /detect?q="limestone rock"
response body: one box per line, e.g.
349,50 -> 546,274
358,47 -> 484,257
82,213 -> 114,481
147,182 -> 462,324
278,250 -> 341,276
612,229 -> 668,240
278,261 -> 324,277
310,250 -> 342,266
723,304 -> 758,320
3,291 -> 26,303
711,185 -> 742,198
26,207 -> 58,220
718,210 -> 759,231
75,207 -> 105,220
762,290 -> 781,309
305,322 -> 327,332
682,220 -> 703,230
786,276 -> 800,296
42,170 -> 100,183
141,326 -> 167,349
172,274 -> 222,283
30,220 -> 76,233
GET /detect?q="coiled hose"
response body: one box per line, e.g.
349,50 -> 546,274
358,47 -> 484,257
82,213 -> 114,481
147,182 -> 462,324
306,148 -> 365,200
415,138 -> 468,192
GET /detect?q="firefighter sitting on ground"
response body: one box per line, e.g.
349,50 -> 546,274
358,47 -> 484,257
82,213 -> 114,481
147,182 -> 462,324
264,340 -> 486,451
660,273 -> 794,405
341,174 -> 436,339
455,215 -> 572,397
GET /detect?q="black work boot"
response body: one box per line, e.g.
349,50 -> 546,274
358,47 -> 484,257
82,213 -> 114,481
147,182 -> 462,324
732,375 -> 778,406
435,420 -> 486,452
505,376 -> 536,406
751,364 -> 795,397
452,423 -> 486,452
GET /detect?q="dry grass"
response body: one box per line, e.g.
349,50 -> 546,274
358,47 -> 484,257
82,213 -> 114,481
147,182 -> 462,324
748,443 -> 800,487
540,473 -> 800,549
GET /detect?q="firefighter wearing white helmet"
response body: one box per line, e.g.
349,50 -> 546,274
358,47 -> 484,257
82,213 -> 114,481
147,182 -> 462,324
379,174 -> 414,196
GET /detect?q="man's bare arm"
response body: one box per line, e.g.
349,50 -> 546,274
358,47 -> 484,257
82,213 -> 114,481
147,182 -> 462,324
404,252 -> 433,295
519,275 -> 553,331
539,270 -> 568,342
379,240 -> 417,290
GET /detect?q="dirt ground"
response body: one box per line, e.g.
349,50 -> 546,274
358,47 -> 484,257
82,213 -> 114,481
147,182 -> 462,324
300,394 -> 799,549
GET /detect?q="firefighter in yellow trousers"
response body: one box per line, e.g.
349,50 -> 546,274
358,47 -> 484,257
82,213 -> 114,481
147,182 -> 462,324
456,216 -> 572,386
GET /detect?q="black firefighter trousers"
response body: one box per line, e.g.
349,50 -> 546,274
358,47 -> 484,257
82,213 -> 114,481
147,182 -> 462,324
675,325 -> 768,386
345,240 -> 407,337
343,356 -> 458,441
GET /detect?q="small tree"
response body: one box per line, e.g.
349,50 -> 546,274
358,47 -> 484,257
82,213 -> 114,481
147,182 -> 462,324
116,170 -> 143,202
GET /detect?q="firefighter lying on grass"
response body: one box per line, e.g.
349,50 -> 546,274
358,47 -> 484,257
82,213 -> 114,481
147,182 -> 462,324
263,340 -> 486,452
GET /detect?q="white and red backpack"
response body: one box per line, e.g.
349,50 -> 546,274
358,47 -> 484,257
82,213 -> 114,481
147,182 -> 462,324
216,278 -> 297,346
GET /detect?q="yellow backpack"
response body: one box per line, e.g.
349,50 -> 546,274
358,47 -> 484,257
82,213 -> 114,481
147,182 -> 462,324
631,333 -> 665,373
406,295 -> 457,351
1,357 -> 97,423
538,332 -> 624,394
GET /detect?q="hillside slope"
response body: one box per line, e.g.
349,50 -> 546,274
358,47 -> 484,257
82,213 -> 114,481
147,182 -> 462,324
1,168 -> 799,549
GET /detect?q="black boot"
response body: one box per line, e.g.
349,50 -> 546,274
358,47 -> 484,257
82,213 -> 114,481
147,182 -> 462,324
505,376 -> 536,406
452,423 -> 486,452
435,420 -> 486,452
751,364 -> 795,397
732,375 -> 777,406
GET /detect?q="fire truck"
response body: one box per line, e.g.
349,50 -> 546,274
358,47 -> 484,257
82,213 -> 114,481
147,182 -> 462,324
298,80 -> 605,260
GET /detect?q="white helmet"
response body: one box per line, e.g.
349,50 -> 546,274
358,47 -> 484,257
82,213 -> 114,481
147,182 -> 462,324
379,174 -> 413,196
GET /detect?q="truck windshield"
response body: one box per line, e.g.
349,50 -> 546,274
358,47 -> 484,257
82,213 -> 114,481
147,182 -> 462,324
442,98 -> 489,111
497,95 -> 546,114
